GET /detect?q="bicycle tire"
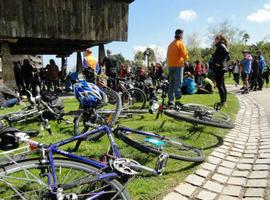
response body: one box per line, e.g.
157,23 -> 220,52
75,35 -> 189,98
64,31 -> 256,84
0,158 -> 130,200
115,128 -> 205,162
74,87 -> 121,140
164,103 -> 234,129
122,88 -> 146,110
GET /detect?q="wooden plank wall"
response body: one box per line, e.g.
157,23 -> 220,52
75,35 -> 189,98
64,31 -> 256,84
0,0 -> 129,42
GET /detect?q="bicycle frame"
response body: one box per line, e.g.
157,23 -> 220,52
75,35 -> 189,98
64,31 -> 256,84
15,125 -> 121,198
47,126 -> 120,189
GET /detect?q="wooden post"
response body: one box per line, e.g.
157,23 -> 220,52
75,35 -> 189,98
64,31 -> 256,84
1,42 -> 16,88
76,52 -> 83,73
98,44 -> 105,65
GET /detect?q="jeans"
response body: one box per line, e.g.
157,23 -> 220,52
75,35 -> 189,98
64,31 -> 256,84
3,98 -> 19,108
168,67 -> 184,102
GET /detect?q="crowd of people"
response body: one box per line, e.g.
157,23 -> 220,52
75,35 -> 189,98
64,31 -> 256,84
1,28 -> 268,109
13,59 -> 67,95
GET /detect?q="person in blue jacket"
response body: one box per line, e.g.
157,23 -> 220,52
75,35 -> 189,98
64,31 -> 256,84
240,50 -> 252,94
256,50 -> 266,90
181,72 -> 195,95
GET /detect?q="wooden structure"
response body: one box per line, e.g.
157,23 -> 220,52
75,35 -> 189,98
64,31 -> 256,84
0,0 -> 134,86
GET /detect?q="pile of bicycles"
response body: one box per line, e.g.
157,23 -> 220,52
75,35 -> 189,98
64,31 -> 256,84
0,76 -> 235,200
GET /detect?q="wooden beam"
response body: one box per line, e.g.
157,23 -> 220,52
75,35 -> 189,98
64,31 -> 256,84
1,42 -> 16,88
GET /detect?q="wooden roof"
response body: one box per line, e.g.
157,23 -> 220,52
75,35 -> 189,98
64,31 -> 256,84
0,0 -> 134,55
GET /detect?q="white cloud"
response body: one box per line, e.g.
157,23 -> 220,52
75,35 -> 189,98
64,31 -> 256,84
247,3 -> 270,23
207,17 -> 214,23
178,10 -> 198,22
133,46 -> 146,54
149,45 -> 166,63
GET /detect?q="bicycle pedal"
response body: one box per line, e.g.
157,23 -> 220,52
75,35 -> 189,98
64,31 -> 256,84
155,153 -> 169,174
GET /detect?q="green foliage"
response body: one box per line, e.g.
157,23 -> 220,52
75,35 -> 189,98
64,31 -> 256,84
143,48 -> 156,66
134,51 -> 145,67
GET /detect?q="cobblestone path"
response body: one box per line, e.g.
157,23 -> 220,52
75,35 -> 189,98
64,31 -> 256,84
163,94 -> 270,200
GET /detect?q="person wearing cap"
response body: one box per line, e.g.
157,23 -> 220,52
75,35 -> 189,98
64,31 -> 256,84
211,34 -> 230,107
240,50 -> 252,94
83,48 -> 99,83
166,29 -> 189,107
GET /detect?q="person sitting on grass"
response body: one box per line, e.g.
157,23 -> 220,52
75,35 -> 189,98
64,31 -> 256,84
181,72 -> 195,95
0,77 -> 20,108
196,73 -> 214,94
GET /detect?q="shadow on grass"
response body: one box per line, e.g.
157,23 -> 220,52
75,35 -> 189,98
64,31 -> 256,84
201,132 -> 224,150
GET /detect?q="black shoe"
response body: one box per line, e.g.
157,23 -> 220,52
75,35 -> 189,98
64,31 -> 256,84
175,101 -> 183,110
167,102 -> 174,109
242,89 -> 249,94
240,86 -> 245,90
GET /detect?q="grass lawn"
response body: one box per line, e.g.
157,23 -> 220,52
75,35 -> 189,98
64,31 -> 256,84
0,91 -> 239,200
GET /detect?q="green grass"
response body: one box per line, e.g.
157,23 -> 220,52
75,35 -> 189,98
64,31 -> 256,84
0,92 -> 239,200
225,73 -> 236,85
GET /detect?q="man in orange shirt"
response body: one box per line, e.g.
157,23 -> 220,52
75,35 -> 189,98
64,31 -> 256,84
167,29 -> 189,107
83,48 -> 99,83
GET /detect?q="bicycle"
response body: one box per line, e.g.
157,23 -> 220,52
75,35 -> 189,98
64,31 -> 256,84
0,89 -> 67,134
72,80 -> 204,163
0,124 -> 174,199
150,80 -> 235,129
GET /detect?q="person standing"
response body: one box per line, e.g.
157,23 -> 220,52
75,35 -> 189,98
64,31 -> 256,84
13,61 -> 24,93
83,48 -> 99,83
194,60 -> 202,86
211,34 -> 230,107
47,59 -> 59,92
263,63 -> 270,87
256,50 -> 266,90
250,56 -> 259,91
240,50 -> 252,94
101,49 -> 118,89
21,59 -> 34,91
166,29 -> 189,107
232,60 -> 240,86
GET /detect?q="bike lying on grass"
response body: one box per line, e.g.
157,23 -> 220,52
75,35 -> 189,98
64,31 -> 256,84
150,80 -> 235,129
0,89 -> 68,134
0,124 -> 178,200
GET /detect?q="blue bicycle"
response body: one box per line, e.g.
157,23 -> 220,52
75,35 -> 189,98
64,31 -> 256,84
0,123 -> 175,199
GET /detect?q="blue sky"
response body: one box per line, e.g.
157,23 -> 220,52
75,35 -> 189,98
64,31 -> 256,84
44,0 -> 270,71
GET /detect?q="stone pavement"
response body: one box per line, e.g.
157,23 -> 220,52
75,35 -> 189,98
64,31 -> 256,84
163,93 -> 270,200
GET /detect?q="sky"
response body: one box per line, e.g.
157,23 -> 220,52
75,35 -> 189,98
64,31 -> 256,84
43,0 -> 270,71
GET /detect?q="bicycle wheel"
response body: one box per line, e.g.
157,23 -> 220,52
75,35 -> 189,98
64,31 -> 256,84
74,87 -> 121,140
0,158 -> 130,200
98,87 -> 122,126
115,128 -> 205,162
122,88 -> 146,110
164,103 -> 235,129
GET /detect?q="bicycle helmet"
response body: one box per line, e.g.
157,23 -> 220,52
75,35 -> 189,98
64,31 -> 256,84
0,127 -> 20,150
74,80 -> 107,108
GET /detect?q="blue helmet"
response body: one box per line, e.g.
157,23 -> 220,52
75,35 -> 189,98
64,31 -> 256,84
74,80 -> 107,108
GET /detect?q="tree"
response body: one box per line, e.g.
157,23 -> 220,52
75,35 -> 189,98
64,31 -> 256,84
134,51 -> 144,67
186,32 -> 203,63
143,48 -> 156,67
242,32 -> 250,45
208,20 -> 244,44
114,53 -> 125,64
